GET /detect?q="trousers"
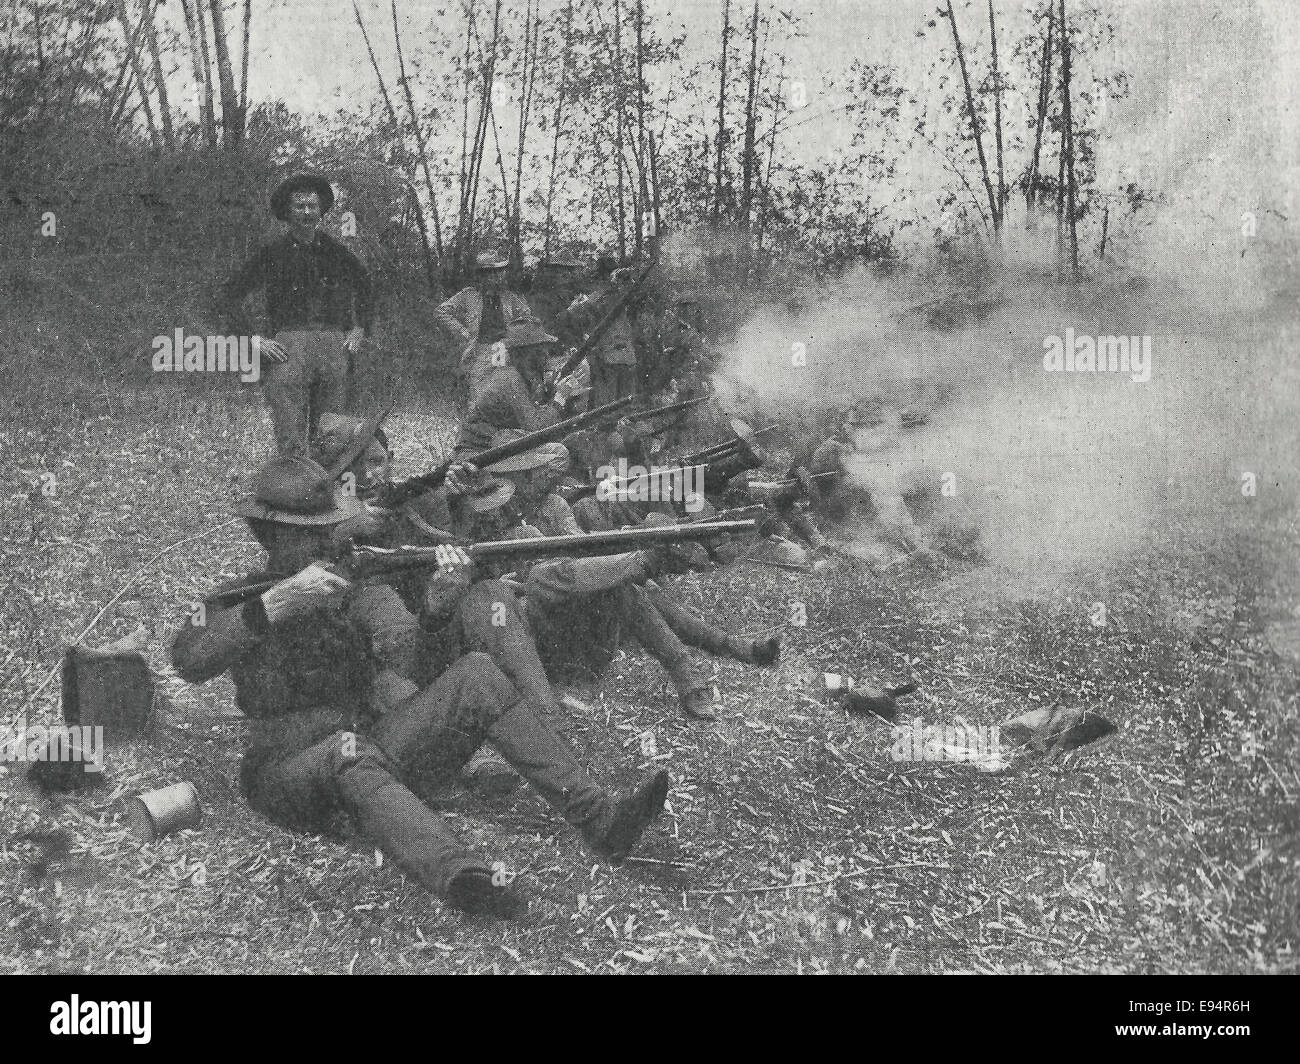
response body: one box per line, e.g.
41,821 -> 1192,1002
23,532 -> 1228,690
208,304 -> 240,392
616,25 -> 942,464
243,652 -> 609,897
263,329 -> 350,456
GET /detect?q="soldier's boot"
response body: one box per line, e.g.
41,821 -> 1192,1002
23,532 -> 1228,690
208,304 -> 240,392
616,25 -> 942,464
617,584 -> 717,721
646,587 -> 781,667
332,744 -> 491,902
486,696 -> 668,864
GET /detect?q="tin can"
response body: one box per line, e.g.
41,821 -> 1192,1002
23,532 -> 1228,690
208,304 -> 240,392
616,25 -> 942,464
128,781 -> 201,842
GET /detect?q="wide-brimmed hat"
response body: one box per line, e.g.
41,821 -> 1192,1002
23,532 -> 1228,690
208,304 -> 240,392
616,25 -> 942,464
504,320 -> 558,349
232,456 -> 370,525
460,475 -> 516,513
270,173 -> 335,220
542,249 -> 585,269
312,411 -> 390,471
475,250 -> 510,272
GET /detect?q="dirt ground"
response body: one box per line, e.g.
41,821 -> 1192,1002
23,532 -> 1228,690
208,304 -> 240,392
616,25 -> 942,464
2,380 -> 1297,974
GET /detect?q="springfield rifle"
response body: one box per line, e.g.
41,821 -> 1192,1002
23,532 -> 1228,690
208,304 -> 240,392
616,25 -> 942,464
203,520 -> 758,606
559,462 -> 706,503
373,395 -> 634,509
623,394 -> 712,424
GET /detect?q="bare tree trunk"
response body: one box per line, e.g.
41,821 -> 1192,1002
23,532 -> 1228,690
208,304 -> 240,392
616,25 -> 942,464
391,0 -> 445,261
456,11 -> 474,270
712,0 -> 731,225
986,0 -> 1005,228
612,0 -> 628,259
138,0 -> 173,148
1026,6 -> 1053,220
739,0 -> 760,230
179,0 -> 217,146
114,0 -> 160,150
355,1 -> 437,292
239,0 -> 251,118
754,56 -> 785,272
208,0 -> 243,147
464,0 -> 502,260
648,128 -> 662,241
541,0 -> 575,257
634,0 -> 650,254
1059,0 -> 1078,270
944,0 -> 998,237
1055,98 -> 1066,261
509,0 -> 539,267
1098,202 -> 1108,259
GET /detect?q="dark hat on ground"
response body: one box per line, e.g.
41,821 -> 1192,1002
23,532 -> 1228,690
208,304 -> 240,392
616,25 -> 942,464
543,249 -> 585,269
270,173 -> 335,220
505,320 -> 558,349
233,456 -> 369,525
475,250 -> 510,272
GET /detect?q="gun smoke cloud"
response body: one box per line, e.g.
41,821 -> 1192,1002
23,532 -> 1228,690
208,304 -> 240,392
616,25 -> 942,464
713,250 -> 1299,582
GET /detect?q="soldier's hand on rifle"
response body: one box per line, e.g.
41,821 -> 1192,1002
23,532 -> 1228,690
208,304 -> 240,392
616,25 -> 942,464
260,562 -> 350,623
435,544 -> 475,576
421,546 -> 476,628
328,508 -> 391,553
553,364 -> 590,405
254,336 -> 289,364
444,461 -> 480,498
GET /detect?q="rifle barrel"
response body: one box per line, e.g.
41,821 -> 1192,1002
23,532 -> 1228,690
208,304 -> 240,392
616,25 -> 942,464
558,261 -> 656,380
379,395 -> 634,507
625,395 -> 712,421
467,520 -> 756,560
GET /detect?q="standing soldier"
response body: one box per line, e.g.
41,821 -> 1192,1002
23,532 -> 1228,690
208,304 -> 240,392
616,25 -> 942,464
217,173 -> 374,457
560,254 -> 641,407
530,249 -> 588,339
436,250 -> 539,407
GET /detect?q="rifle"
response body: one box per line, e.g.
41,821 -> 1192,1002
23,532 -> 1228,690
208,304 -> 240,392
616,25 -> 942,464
559,462 -> 706,503
553,260 -> 656,386
203,520 -> 758,606
744,472 -> 841,504
374,395 -> 634,509
623,395 -> 712,424
680,438 -> 744,465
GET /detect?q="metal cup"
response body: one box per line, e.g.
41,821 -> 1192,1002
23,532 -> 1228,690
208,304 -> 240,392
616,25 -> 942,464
128,781 -> 201,842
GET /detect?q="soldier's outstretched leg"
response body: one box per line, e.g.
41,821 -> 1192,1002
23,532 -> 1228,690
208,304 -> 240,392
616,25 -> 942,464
485,693 -> 669,864
247,727 -> 488,903
644,583 -> 781,666
616,583 -> 718,721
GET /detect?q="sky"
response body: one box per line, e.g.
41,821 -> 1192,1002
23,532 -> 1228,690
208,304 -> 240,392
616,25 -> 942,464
160,0 -> 1300,296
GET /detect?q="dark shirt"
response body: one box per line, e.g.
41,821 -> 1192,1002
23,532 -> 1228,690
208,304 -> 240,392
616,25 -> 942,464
478,289 -> 507,344
218,230 -> 375,338
171,573 -> 426,795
